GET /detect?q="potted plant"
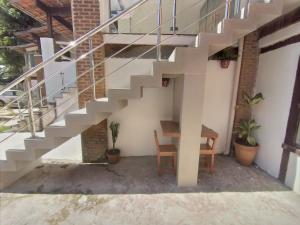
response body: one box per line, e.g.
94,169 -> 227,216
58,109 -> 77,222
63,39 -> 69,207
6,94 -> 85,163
214,47 -> 238,69
234,92 -> 264,166
106,121 -> 121,164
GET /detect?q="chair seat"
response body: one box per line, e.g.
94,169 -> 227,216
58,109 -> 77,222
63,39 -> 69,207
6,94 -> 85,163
200,143 -> 212,150
159,144 -> 177,153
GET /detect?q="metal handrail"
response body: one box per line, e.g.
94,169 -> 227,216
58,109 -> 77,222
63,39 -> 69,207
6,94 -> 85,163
0,0 -> 149,96
0,0 -> 176,126
0,1 -> 229,143
1,0 -> 270,142
0,0 -> 180,114
0,0 -> 230,143
0,0 -> 199,118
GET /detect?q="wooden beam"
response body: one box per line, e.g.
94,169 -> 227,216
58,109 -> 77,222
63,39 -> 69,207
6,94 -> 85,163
258,6 -> 300,39
53,16 -> 73,31
46,12 -> 53,38
48,7 -> 71,17
260,33 -> 300,54
35,0 -> 48,13
35,0 -> 72,31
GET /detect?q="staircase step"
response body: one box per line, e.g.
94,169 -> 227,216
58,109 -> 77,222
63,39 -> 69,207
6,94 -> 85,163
107,87 -> 143,100
6,149 -> 35,161
24,136 -> 68,150
45,125 -> 89,138
0,160 -> 27,172
0,160 -> 16,171
65,108 -> 111,126
153,61 -> 181,77
87,98 -> 128,114
198,32 -> 234,47
249,2 -> 282,16
130,75 -> 161,88
223,18 -> 257,38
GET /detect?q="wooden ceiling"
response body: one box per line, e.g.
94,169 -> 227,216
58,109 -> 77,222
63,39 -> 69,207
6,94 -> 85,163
11,0 -> 73,42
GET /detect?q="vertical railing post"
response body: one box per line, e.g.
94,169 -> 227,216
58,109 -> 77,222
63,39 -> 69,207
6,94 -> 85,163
26,77 -> 36,137
156,0 -> 162,61
225,0 -> 231,19
236,0 -> 242,17
39,86 -> 43,107
60,72 -> 65,91
172,0 -> 177,34
88,37 -> 96,100
245,0 -> 250,18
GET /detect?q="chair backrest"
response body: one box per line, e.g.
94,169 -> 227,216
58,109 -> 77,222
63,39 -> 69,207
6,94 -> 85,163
154,130 -> 160,151
206,137 -> 217,150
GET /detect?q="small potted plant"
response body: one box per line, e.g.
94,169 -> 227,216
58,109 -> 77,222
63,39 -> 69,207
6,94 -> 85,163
106,121 -> 121,164
214,47 -> 238,69
234,92 -> 264,166
234,119 -> 261,166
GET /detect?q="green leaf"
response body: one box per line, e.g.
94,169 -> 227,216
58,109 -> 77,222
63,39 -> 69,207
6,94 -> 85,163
247,136 -> 257,146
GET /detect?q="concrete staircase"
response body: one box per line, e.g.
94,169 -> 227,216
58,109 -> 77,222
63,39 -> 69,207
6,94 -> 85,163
0,0 -> 283,189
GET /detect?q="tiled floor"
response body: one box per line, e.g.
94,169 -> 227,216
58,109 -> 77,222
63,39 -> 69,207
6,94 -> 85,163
1,156 -> 300,225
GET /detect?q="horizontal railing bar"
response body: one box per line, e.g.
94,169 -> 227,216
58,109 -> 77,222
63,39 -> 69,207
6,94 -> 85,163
0,0 -> 201,115
0,1 -> 163,114
0,2 -> 228,144
0,0 -> 149,96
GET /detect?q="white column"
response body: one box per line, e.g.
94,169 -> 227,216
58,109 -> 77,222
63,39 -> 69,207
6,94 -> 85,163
177,73 -> 206,187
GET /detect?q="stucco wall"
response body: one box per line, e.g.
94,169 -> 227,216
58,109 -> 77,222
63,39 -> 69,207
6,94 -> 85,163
202,61 -> 236,154
106,58 -> 236,156
253,38 -> 300,183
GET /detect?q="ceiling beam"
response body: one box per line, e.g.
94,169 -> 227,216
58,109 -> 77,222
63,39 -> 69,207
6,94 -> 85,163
53,16 -> 73,31
35,0 -> 72,31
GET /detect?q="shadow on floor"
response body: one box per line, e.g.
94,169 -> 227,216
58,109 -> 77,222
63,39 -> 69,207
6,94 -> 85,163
2,155 -> 289,194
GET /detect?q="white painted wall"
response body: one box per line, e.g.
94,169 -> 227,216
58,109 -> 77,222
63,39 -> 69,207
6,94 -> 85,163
202,61 -> 236,153
253,43 -> 300,179
108,84 -> 174,156
41,38 -> 77,102
106,58 -> 154,89
106,58 -> 236,156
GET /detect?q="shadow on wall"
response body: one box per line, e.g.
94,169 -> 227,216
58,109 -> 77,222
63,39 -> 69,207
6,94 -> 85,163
2,155 -> 290,195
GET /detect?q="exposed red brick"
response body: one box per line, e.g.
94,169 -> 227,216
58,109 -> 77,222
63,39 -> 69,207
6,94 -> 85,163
233,31 -> 259,129
72,0 -> 107,162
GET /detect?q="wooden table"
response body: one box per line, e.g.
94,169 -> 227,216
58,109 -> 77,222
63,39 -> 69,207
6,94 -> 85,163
160,120 -> 218,139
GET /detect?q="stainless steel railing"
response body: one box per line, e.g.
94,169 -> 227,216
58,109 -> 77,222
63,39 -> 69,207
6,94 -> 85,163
0,0 -> 272,142
0,0 -> 230,144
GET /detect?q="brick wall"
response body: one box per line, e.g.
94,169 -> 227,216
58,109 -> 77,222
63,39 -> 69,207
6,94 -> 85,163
72,0 -> 108,162
233,31 -> 259,128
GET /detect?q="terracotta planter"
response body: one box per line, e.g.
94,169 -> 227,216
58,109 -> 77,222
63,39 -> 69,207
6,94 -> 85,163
234,142 -> 259,166
220,60 -> 230,69
106,149 -> 120,164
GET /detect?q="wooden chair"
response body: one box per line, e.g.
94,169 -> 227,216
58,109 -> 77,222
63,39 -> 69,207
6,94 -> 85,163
154,130 -> 177,176
200,137 -> 217,173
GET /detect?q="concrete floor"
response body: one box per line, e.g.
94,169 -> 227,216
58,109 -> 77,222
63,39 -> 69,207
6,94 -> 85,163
1,156 -> 300,225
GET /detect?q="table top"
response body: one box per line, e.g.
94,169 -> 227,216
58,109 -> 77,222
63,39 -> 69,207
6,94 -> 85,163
160,120 -> 218,139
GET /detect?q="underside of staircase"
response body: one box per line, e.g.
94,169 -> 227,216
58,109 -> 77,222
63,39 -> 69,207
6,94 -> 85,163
0,0 -> 283,189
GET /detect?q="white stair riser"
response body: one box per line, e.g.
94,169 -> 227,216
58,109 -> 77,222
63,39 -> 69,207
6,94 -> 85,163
45,125 -> 89,138
108,87 -> 143,100
6,150 -> 36,161
25,137 -> 68,151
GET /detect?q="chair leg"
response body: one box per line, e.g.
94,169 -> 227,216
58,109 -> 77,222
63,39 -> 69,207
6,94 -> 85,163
157,155 -> 162,176
172,154 -> 177,175
210,154 -> 215,173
